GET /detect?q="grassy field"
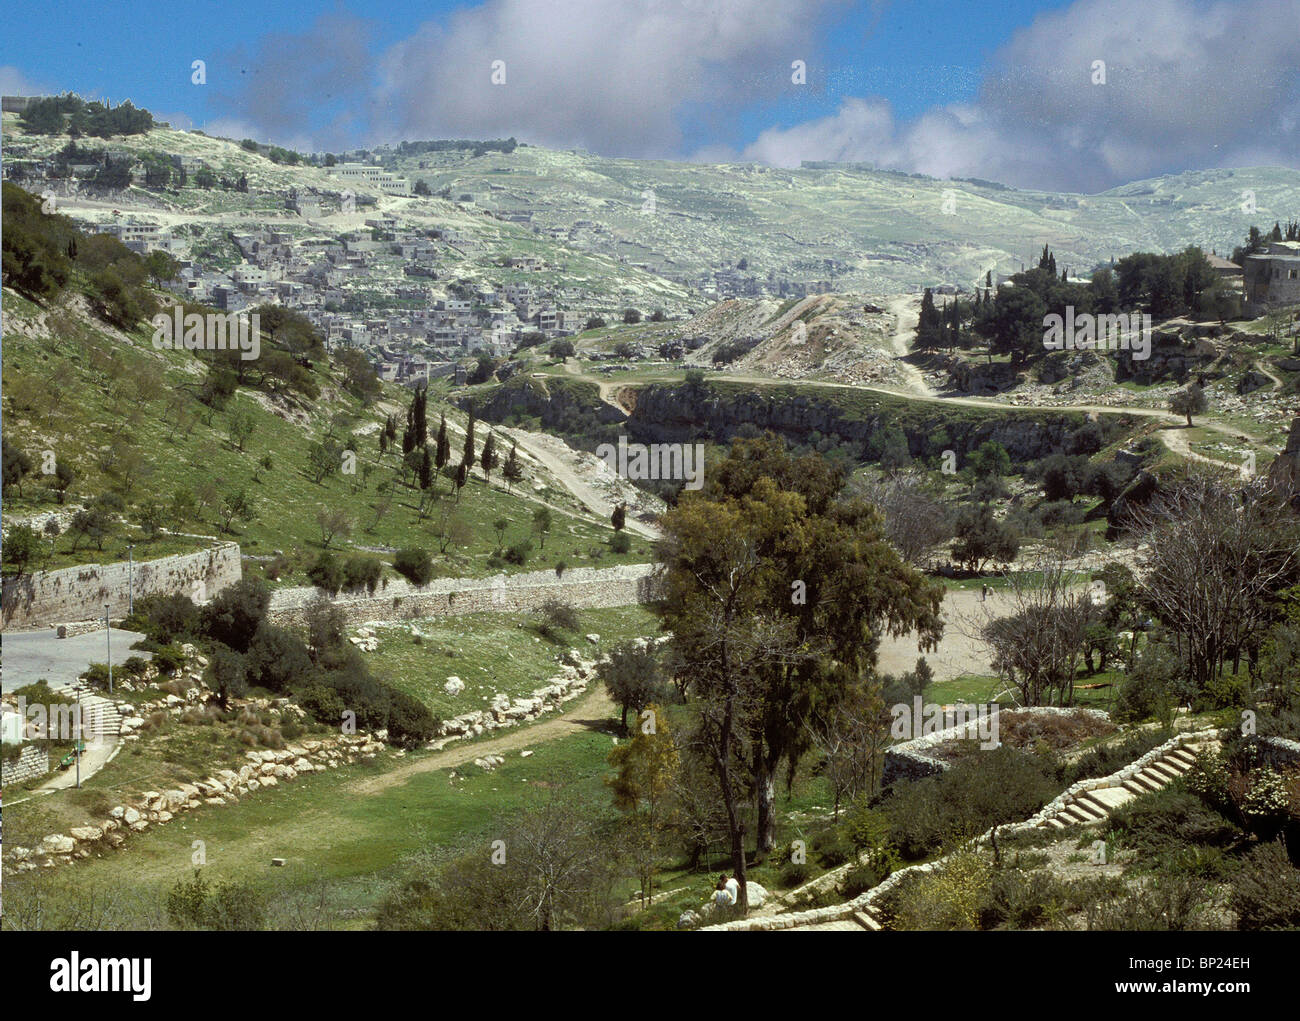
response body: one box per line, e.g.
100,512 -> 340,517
365,604 -> 661,718
2,289 -> 653,582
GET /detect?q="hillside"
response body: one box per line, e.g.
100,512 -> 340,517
0,283 -> 652,587
8,112 -> 1300,304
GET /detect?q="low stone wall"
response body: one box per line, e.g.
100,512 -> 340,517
1,744 -> 50,785
267,563 -> 661,627
706,727 -> 1211,931
881,706 -> 1111,789
2,542 -> 242,630
1260,735 -> 1300,769
4,731 -> 387,873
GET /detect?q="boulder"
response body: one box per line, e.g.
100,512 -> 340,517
42,834 -> 76,854
444,676 -> 466,696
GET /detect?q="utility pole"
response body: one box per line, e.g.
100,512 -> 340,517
105,603 -> 113,696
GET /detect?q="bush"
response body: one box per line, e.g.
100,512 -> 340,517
151,643 -> 187,676
610,532 -> 632,554
297,685 -> 346,729
246,625 -> 315,693
387,689 -> 439,748
883,748 -> 1056,861
393,547 -> 434,586
504,540 -> 532,565
537,597 -> 580,638
778,859 -> 812,889
1230,840 -> 1300,930
201,577 -> 271,654
307,551 -> 345,594
342,554 -> 382,594
131,592 -> 200,644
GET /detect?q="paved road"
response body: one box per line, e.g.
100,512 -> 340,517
3,627 -> 146,690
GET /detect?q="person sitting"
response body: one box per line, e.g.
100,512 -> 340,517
713,875 -> 736,908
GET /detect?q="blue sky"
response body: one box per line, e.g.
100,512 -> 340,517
3,0 -> 1297,191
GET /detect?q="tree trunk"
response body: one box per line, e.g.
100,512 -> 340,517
754,755 -> 776,856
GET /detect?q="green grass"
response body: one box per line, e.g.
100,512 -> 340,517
2,288 -> 653,582
365,605 -> 660,717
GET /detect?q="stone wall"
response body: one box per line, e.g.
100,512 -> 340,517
1,543 -> 242,630
881,706 -> 1111,789
1,744 -> 50,785
267,563 -> 661,627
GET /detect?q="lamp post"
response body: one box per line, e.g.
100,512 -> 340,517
128,544 -> 135,615
105,603 -> 112,696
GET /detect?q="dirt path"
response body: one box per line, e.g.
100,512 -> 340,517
348,686 -> 618,797
886,295 -> 932,398
1156,426 -> 1251,476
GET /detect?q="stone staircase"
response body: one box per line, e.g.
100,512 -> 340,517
1038,737 -> 1210,830
63,681 -> 125,744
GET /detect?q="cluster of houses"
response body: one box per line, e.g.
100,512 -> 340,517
85,213 -> 598,386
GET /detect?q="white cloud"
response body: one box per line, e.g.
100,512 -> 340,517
742,0 -> 1300,190
370,0 -> 835,155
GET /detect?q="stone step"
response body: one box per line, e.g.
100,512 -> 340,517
853,910 -> 881,931
1166,748 -> 1198,767
1043,816 -> 1067,830
1144,761 -> 1182,783
1059,804 -> 1104,825
1122,779 -> 1151,796
1130,770 -> 1167,791
1079,786 -> 1135,814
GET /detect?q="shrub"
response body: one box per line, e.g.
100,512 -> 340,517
297,685 -> 346,728
1230,840 -> 1300,930
246,625 -> 315,693
387,689 -> 439,748
342,554 -> 382,594
393,547 -> 434,586
610,532 -> 632,554
151,643 -> 186,676
504,540 -> 533,565
201,577 -> 271,653
778,859 -> 812,889
307,551 -> 345,594
537,597 -> 580,637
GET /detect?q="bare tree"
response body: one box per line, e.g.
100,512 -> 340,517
853,470 -> 956,567
1126,470 -> 1300,692
977,556 -> 1098,707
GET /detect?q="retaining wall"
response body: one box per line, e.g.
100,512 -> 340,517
267,563 -> 661,627
2,543 -> 242,630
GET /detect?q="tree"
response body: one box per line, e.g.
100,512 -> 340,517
952,505 -> 1020,573
461,413 -> 477,475
201,577 -> 271,654
480,431 -> 498,481
502,443 -> 523,492
205,644 -> 249,709
3,523 -> 41,577
598,640 -> 667,732
657,437 -> 943,905
622,308 -> 641,325
413,179 -> 431,196
226,403 -> 256,452
316,507 -> 354,549
1169,383 -> 1208,427
550,339 -> 575,359
607,706 -> 679,907
434,414 -> 451,486
1126,471 -> 1300,693
532,506 -> 552,550
492,516 -> 510,553
51,460 -> 77,504
2,438 -> 32,497
804,681 -> 890,816
978,558 -> 1099,707
853,472 -> 955,566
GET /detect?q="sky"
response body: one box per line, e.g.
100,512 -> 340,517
2,0 -> 1298,192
